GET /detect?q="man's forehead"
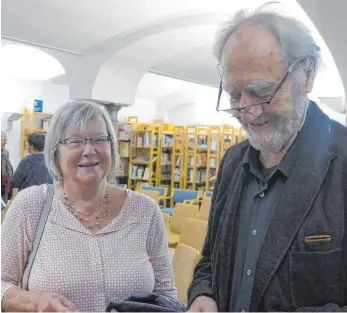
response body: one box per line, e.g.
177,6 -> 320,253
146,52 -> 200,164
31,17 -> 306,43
221,24 -> 285,73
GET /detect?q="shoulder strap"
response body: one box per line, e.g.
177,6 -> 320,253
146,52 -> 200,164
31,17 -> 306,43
22,184 -> 54,290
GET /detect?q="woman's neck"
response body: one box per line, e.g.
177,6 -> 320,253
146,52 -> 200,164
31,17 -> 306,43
61,179 -> 108,212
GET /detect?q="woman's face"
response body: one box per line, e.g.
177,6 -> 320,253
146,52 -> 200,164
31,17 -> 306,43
58,119 -> 111,186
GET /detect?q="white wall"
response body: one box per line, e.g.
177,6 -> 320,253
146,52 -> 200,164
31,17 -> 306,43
157,85 -> 241,127
1,79 -> 70,169
118,97 -> 157,122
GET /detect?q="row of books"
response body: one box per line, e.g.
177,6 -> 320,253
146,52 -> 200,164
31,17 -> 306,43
187,169 -> 206,183
130,165 -> 151,180
131,132 -> 158,148
162,134 -> 174,148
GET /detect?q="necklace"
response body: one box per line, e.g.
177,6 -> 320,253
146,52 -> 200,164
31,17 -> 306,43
63,187 -> 110,228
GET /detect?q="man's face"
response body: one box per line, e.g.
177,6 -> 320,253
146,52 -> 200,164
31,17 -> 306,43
1,135 -> 7,149
221,24 -> 308,152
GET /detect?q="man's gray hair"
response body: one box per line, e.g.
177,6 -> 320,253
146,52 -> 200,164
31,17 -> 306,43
44,100 -> 119,183
214,5 -> 321,76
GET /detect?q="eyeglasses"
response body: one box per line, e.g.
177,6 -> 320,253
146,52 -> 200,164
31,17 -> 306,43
216,56 -> 306,118
59,136 -> 110,148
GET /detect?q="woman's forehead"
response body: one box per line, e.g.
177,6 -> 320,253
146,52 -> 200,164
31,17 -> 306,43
65,119 -> 107,137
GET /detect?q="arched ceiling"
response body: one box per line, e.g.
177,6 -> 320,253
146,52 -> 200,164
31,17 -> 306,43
1,0 -> 345,115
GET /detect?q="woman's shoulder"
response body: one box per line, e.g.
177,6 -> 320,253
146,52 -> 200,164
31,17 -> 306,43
11,184 -> 49,213
124,189 -> 160,217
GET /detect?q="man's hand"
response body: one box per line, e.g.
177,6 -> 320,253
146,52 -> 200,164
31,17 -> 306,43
188,296 -> 218,312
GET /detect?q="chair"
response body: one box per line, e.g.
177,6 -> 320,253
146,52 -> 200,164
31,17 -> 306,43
168,203 -> 199,247
205,191 -> 213,198
140,189 -> 160,204
141,185 -> 168,206
179,218 -> 208,253
162,212 -> 170,233
161,189 -> 199,215
197,197 -> 212,221
117,184 -> 127,189
172,243 -> 200,304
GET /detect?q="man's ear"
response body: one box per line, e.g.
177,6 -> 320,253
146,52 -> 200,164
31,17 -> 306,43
303,58 -> 315,93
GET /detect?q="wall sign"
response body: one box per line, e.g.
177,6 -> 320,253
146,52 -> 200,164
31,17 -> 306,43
33,99 -> 43,112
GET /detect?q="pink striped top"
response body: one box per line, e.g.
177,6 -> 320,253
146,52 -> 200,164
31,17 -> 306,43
1,185 -> 176,311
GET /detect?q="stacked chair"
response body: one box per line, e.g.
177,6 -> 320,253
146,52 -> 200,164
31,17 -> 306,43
166,192 -> 213,304
160,189 -> 199,215
172,243 -> 200,304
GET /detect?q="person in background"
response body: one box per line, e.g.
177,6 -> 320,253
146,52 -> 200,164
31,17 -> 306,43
188,5 -> 347,312
1,100 -> 177,312
1,131 -> 13,203
11,132 -> 53,191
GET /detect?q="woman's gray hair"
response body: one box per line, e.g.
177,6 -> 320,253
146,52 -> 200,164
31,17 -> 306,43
44,100 -> 119,183
214,3 -> 321,76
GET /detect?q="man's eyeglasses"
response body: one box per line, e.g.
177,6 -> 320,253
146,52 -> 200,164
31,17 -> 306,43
216,56 -> 306,118
59,136 -> 110,148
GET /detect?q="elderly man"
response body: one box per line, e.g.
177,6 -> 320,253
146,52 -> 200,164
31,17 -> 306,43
188,8 -> 347,313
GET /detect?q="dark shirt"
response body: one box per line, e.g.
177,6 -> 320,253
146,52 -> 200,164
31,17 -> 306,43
231,145 -> 297,312
11,154 -> 53,191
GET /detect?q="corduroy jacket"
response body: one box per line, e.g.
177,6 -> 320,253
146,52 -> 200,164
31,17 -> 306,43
188,101 -> 347,312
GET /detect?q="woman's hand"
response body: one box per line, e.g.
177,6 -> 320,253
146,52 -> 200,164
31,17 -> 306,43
34,292 -> 77,312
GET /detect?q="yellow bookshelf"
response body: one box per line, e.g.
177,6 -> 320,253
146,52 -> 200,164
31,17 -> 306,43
171,126 -> 185,191
20,107 -> 53,159
183,126 -> 209,190
206,126 -> 221,192
128,122 -> 158,189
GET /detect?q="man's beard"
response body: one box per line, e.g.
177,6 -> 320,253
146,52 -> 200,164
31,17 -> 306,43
242,83 -> 307,153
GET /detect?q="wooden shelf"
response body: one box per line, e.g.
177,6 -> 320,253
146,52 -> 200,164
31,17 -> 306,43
33,112 -> 53,117
25,128 -> 48,134
132,161 -> 150,165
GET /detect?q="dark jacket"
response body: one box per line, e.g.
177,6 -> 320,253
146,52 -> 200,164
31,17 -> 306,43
188,101 -> 347,312
106,292 -> 187,312
11,154 -> 52,191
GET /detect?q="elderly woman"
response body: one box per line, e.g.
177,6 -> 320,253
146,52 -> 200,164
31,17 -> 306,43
1,131 -> 13,203
1,101 -> 176,312
11,132 -> 53,191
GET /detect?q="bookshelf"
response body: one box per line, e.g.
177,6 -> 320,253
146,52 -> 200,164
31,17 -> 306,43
20,107 -> 53,159
220,124 -> 235,157
157,123 -> 174,188
183,126 -> 209,191
206,126 -> 221,192
116,121 -> 133,181
128,122 -> 158,189
171,126 -> 185,190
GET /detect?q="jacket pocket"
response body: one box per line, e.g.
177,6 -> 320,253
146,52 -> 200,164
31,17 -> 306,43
289,249 -> 342,309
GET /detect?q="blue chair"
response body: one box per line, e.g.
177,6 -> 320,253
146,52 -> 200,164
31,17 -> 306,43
205,191 -> 213,198
142,185 -> 167,196
141,185 -> 168,206
161,189 -> 199,215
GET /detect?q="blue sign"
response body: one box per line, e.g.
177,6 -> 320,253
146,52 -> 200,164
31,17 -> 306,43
34,99 -> 43,112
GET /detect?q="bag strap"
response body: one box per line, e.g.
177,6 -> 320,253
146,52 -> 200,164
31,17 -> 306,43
22,184 -> 54,290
